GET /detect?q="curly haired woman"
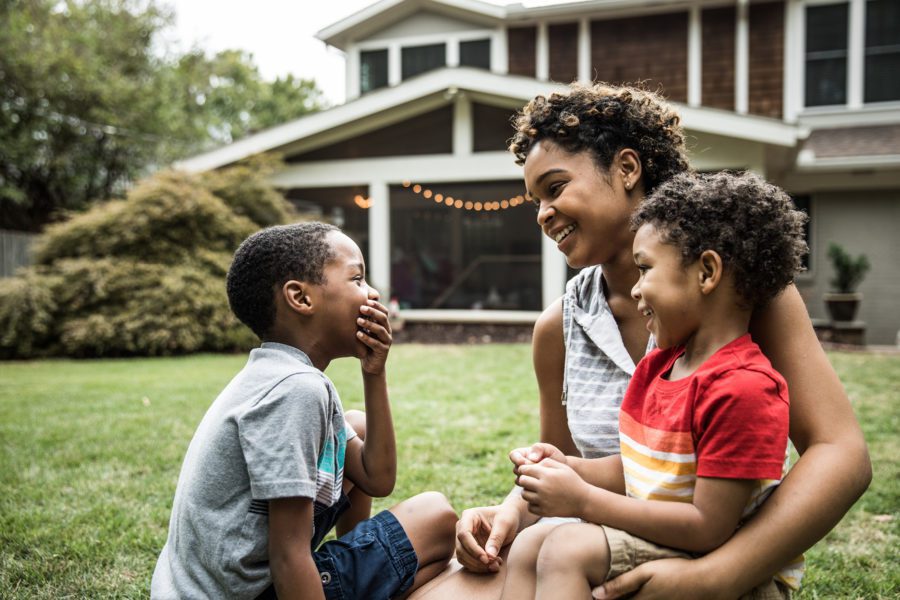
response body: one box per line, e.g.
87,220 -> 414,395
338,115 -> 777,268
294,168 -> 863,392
411,83 -> 870,600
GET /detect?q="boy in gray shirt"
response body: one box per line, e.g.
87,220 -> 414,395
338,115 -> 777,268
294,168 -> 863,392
151,222 -> 457,599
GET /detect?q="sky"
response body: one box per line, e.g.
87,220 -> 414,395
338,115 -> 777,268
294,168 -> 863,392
163,0 -> 570,105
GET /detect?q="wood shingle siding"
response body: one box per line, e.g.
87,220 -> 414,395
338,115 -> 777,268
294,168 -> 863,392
549,22 -> 579,84
702,6 -> 736,111
590,13 -> 688,103
287,106 -> 453,162
508,26 -> 537,77
749,0 -> 784,119
473,103 -> 518,153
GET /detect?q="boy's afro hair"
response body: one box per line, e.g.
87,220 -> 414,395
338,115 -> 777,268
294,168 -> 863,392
632,171 -> 808,308
226,221 -> 338,339
509,82 -> 691,194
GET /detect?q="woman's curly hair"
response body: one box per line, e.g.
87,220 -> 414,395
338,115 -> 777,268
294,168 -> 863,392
509,83 -> 690,193
227,222 -> 338,339
632,171 -> 808,309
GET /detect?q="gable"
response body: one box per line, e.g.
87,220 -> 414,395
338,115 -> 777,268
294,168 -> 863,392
363,10 -> 491,42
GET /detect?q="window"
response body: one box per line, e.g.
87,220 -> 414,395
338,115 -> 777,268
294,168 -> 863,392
402,43 -> 446,80
460,39 -> 491,70
864,0 -> 900,102
360,49 -> 388,94
805,2 -> 849,107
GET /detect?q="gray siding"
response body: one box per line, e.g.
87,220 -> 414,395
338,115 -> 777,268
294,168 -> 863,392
795,190 -> 900,345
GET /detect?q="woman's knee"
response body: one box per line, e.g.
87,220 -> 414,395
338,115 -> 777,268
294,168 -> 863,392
391,491 -> 457,563
345,409 -> 366,440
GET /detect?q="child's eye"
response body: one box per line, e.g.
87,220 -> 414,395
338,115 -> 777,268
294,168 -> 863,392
636,264 -> 649,273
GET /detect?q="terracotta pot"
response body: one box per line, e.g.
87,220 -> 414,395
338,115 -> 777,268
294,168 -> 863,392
824,292 -> 862,322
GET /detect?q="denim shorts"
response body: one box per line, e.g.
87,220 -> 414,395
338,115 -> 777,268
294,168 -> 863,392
257,501 -> 418,600
314,509 -> 418,599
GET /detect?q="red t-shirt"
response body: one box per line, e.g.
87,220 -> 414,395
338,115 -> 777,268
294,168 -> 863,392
619,333 -> 789,503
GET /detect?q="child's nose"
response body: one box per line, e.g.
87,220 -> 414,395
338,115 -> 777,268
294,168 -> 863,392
368,287 -> 380,302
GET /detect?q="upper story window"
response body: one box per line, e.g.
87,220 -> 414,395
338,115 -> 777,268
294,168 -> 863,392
460,39 -> 491,70
864,0 -> 900,103
360,49 -> 388,94
805,3 -> 848,107
804,0 -> 900,108
402,43 -> 446,80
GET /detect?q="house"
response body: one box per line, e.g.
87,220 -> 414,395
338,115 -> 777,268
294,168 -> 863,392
176,0 -> 900,345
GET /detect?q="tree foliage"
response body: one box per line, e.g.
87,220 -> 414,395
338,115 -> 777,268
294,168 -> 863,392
0,0 -> 324,231
0,164 -> 298,358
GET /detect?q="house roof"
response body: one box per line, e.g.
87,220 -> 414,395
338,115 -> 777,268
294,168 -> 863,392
317,0 -> 727,50
796,124 -> 900,171
175,67 -> 803,174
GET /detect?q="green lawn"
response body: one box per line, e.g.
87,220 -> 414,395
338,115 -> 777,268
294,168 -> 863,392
1,346 -> 896,598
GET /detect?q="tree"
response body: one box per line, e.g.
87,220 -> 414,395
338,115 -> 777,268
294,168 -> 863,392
0,162 -> 299,358
0,0 -> 324,231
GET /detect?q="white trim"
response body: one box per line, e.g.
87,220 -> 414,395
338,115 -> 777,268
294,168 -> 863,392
796,151 -> 900,172
355,28 -> 494,51
578,17 -> 592,83
688,5 -> 702,108
784,0 -> 803,122
369,180 -> 391,297
399,308 -> 541,324
347,45 -> 361,101
174,68 -> 802,173
536,21 -> 549,81
847,0 -> 865,109
492,25 -> 508,74
541,233 -> 567,309
735,0 -> 749,115
447,37 -> 460,67
388,42 -> 402,86
452,93 -> 473,156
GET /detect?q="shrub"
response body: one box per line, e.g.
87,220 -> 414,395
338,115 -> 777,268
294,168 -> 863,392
827,243 -> 870,293
0,164 -> 294,358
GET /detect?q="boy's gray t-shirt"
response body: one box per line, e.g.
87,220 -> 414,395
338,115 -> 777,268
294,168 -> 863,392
151,343 -> 356,599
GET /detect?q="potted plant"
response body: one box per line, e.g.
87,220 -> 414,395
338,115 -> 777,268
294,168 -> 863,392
824,243 -> 870,322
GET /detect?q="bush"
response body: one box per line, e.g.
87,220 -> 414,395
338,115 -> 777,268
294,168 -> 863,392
827,243 -> 870,293
0,164 -> 294,358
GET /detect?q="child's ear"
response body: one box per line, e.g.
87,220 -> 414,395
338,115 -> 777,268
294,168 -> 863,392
282,280 -> 315,316
698,250 -> 723,295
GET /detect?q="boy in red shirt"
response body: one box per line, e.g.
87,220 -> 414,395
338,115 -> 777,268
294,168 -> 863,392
503,171 -> 808,599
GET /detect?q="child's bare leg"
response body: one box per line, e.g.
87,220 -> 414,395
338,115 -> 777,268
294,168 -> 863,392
337,410 -> 373,536
389,491 -> 459,597
499,522 -> 564,600
535,523 -> 610,600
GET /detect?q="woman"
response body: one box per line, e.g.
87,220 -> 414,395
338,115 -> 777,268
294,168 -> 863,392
410,83 -> 870,599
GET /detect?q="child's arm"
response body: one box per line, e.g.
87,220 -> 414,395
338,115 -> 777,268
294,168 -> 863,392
343,298 -> 396,498
268,497 -> 326,600
518,459 -> 754,553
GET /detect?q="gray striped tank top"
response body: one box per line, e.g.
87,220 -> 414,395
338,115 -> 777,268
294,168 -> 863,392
562,266 -> 655,459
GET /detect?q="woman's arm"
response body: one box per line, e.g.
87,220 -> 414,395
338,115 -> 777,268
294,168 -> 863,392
597,285 -> 872,599
455,297 -> 578,572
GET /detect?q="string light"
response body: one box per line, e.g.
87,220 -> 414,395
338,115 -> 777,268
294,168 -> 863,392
350,182 -> 529,212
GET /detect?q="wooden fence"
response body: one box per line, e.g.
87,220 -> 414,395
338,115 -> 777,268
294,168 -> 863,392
0,229 -> 37,278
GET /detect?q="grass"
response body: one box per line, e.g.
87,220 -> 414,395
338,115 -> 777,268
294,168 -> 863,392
0,346 -> 896,598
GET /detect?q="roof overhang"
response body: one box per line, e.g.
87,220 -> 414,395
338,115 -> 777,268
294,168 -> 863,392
174,67 -> 804,173
317,0 -> 506,51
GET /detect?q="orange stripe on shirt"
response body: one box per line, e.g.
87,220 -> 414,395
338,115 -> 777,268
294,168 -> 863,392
619,410 -> 695,455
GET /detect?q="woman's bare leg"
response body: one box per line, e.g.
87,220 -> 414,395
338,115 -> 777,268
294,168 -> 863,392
389,491 -> 459,597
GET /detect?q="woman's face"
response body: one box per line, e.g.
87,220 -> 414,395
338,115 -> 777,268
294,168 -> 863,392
523,140 -> 638,269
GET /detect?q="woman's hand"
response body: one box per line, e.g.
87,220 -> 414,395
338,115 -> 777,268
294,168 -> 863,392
455,504 -> 521,573
592,557 -> 718,599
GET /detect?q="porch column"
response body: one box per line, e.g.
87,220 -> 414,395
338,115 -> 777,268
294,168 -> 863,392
735,0 -> 749,114
536,21 -> 549,81
369,181 -> 391,298
578,17 -> 591,83
542,234 -> 567,308
847,0 -> 865,109
388,42 -> 402,87
492,25 -> 508,74
688,6 -> 702,107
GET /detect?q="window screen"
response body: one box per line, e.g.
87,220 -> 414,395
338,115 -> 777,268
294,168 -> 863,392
805,3 -> 849,107
402,43 -> 446,80
360,49 -> 388,94
864,0 -> 900,103
460,39 -> 491,70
